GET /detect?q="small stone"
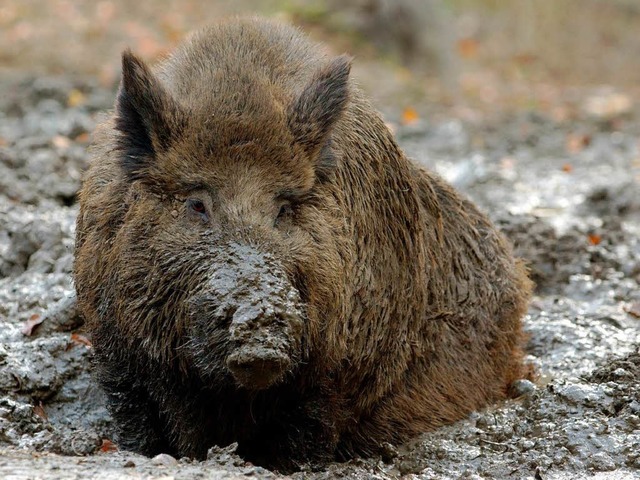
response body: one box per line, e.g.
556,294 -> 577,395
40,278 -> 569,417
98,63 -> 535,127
554,383 -> 609,408
537,455 -> 553,469
123,459 -> 135,468
511,379 -> 536,397
520,439 -> 535,451
475,414 -> 496,429
151,453 -> 178,466
588,452 -> 616,472
611,368 -> 632,379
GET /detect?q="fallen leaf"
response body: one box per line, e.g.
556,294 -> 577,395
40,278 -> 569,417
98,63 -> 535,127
100,439 -> 118,452
587,233 -> 601,246
74,132 -> 90,143
21,314 -> 44,336
67,89 -> 86,108
70,333 -> 93,348
626,302 -> 640,319
401,107 -> 419,126
566,133 -> 591,154
561,163 -> 573,173
33,401 -> 48,421
457,38 -> 479,59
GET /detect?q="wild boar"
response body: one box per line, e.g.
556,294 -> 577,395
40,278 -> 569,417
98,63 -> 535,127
74,17 -> 532,471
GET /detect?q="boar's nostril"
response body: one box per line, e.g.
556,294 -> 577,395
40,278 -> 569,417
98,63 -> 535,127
226,349 -> 291,391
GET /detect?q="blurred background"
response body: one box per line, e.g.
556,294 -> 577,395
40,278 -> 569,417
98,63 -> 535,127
1,0 -> 639,121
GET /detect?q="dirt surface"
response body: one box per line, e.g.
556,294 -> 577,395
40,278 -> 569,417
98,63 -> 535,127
0,68 -> 640,479
1,31 -> 640,480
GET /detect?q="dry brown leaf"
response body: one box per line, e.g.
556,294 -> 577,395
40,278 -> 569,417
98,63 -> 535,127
70,333 -> 93,348
457,38 -> 479,59
566,133 -> 591,154
74,132 -> 90,143
626,302 -> 640,319
100,439 -> 118,453
21,313 -> 44,336
33,401 -> 48,421
67,89 -> 86,108
587,234 -> 602,246
401,107 -> 419,126
561,163 -> 573,173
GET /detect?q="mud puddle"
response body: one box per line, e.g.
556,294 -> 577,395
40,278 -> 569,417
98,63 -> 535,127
1,74 -> 639,479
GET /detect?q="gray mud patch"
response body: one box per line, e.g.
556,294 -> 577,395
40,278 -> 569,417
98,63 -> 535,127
1,74 -> 639,479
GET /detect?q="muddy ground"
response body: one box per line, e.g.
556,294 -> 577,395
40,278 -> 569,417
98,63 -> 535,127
0,66 -> 639,479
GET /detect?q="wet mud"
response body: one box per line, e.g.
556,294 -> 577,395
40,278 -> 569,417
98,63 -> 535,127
1,74 -> 639,479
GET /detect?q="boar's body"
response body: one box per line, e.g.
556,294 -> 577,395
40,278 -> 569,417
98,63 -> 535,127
75,17 -> 531,470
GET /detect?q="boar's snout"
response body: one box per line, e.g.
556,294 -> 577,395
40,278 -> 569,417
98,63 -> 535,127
187,243 -> 306,391
226,303 -> 296,390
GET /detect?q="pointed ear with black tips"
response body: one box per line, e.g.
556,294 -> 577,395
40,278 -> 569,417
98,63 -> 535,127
288,55 -> 351,160
115,49 -> 182,181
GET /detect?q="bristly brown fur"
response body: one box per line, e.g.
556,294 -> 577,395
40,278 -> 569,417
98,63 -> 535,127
75,17 -> 532,472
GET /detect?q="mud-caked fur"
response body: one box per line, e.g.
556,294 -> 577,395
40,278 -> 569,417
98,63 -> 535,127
75,17 -> 532,471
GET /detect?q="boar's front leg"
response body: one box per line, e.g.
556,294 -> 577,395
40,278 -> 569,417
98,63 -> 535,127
237,387 -> 342,471
94,347 -> 175,457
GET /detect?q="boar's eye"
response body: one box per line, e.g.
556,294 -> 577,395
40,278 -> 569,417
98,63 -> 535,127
274,203 -> 293,227
187,199 -> 208,221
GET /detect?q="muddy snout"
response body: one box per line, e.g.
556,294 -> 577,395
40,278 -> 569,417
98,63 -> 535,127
188,244 -> 305,390
226,302 -> 300,390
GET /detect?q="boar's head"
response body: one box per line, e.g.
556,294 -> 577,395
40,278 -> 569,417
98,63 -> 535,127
99,49 -> 352,391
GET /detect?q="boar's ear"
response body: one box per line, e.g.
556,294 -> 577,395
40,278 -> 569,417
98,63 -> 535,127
288,55 -> 351,159
115,50 -> 182,181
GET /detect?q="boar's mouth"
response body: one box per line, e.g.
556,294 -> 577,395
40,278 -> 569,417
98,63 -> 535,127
226,319 -> 295,390
226,350 -> 291,391
185,243 -> 306,391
